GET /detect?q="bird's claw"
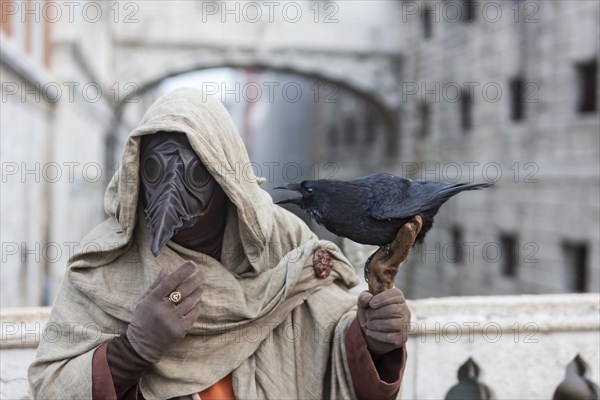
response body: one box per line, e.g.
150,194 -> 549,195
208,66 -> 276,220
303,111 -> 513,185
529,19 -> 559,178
364,253 -> 374,282
383,243 -> 392,257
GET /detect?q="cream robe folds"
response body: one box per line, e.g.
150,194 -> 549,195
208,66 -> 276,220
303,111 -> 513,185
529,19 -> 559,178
28,88 -> 363,399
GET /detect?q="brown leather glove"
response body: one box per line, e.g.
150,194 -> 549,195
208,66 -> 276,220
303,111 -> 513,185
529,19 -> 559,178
125,261 -> 205,363
357,288 -> 411,355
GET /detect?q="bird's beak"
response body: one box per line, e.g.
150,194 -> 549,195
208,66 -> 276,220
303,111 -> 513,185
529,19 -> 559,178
274,183 -> 302,205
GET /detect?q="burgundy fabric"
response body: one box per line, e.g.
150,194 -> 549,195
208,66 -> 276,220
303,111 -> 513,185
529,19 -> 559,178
345,317 -> 407,400
93,341 -> 188,400
106,334 -> 154,399
92,343 -> 117,400
92,340 -> 145,400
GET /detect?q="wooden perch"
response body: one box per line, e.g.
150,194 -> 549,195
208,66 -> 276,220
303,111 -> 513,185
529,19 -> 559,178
365,215 -> 423,295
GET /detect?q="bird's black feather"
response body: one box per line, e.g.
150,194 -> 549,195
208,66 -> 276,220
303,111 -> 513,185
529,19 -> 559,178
276,173 -> 492,246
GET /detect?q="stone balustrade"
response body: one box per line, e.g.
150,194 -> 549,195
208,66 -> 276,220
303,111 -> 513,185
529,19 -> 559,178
1,294 -> 598,399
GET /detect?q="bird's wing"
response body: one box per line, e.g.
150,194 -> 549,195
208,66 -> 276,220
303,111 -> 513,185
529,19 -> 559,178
368,177 -> 447,220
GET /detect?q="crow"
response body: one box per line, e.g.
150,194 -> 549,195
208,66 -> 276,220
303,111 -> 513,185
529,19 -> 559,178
275,173 -> 492,246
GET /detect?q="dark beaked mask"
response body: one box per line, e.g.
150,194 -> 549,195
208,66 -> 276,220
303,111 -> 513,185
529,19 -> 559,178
140,132 -> 228,257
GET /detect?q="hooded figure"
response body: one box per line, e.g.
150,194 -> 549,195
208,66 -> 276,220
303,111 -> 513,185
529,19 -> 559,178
28,88 -> 409,399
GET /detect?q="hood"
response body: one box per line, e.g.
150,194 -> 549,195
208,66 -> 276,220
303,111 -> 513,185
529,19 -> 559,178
72,87 -> 298,275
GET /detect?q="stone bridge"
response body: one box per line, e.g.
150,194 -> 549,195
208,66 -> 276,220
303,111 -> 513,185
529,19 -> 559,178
108,0 -> 404,122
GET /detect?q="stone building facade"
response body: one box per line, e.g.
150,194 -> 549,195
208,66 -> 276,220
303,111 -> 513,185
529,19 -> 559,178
389,0 -> 599,297
1,0 -> 127,307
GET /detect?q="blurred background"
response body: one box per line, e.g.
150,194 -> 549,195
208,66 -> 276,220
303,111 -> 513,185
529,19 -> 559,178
1,0 -> 598,308
1,1 -> 599,398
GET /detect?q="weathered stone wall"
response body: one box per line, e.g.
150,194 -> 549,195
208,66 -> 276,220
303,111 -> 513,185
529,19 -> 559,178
388,0 -> 599,298
1,2 -> 128,308
0,65 -> 53,308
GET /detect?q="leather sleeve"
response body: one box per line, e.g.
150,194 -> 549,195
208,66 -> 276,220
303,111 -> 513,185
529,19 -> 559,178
92,334 -> 153,400
344,317 -> 407,400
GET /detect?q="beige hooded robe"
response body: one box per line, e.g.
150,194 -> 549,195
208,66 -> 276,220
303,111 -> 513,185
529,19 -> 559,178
28,88 -> 363,399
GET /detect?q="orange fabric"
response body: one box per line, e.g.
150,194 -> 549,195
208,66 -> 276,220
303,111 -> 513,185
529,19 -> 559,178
198,373 -> 235,400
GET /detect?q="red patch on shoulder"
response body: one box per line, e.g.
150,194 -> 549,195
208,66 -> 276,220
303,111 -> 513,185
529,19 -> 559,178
313,247 -> 333,279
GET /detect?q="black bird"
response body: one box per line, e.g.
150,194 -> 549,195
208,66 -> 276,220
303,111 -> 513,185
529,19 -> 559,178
275,173 -> 492,246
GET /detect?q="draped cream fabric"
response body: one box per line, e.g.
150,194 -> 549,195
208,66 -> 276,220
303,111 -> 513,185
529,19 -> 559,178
28,88 -> 361,399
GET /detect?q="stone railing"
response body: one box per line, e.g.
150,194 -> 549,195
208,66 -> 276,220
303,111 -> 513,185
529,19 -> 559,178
2,294 -> 599,399
402,293 -> 599,399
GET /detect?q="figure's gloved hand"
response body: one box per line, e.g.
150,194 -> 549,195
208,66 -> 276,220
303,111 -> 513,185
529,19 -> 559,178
125,261 -> 205,363
357,288 -> 411,355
